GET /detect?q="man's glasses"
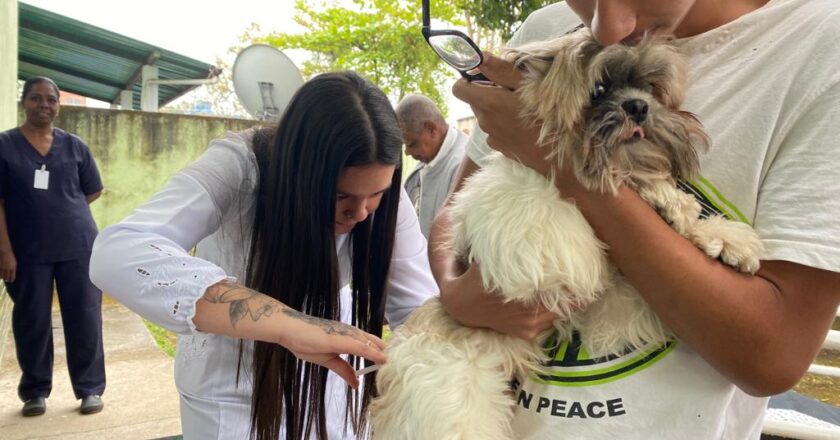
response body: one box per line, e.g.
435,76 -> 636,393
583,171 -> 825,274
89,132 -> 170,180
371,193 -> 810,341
422,0 -> 489,82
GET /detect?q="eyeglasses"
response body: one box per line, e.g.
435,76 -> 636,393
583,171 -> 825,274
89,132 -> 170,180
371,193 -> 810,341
422,0 -> 488,82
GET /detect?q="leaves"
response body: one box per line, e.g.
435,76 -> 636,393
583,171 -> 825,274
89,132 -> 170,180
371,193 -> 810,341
457,0 -> 555,42
169,1 -> 556,117
264,0 -> 461,112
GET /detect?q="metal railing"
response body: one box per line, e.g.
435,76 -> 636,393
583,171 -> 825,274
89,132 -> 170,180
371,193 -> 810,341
761,307 -> 840,440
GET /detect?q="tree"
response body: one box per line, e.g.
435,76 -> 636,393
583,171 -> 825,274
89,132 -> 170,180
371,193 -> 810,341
264,0 -> 463,113
166,1 -> 557,118
458,0 -> 556,46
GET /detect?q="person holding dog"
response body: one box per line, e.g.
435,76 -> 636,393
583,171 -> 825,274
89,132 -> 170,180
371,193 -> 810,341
430,0 -> 840,438
90,71 -> 437,440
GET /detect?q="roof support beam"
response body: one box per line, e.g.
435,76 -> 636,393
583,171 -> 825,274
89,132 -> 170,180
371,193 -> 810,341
141,65 -> 159,112
111,51 -> 160,107
119,90 -> 133,110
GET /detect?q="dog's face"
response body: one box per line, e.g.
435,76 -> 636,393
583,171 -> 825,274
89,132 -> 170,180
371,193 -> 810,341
510,29 -> 710,193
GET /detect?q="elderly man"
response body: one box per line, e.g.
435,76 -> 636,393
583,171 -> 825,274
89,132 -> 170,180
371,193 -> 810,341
397,95 -> 467,237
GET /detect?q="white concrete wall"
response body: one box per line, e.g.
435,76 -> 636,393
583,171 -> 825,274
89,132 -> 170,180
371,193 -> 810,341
0,0 -> 17,129
0,0 -> 16,367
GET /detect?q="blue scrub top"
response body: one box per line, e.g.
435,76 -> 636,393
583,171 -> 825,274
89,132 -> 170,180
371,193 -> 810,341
0,127 -> 103,264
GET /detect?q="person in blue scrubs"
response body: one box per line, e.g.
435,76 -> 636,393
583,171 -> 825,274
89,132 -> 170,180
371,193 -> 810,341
0,77 -> 106,417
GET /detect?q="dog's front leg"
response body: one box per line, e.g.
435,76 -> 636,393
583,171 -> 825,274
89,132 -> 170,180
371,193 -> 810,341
686,215 -> 763,273
638,180 -> 762,273
637,180 -> 701,236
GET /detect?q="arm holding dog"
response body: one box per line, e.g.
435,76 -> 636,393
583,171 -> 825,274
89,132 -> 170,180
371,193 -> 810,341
451,52 -> 840,397
429,156 -> 558,340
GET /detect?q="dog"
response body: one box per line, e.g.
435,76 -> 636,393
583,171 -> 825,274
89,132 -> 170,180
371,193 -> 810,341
370,29 -> 764,440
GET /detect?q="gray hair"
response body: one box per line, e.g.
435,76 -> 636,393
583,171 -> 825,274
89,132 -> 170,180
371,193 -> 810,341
395,94 -> 446,133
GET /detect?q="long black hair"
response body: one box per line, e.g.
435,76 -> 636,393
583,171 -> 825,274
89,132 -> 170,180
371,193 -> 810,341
246,71 -> 403,440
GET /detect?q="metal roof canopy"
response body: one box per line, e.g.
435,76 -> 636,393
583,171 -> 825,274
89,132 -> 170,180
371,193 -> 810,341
18,2 -> 220,110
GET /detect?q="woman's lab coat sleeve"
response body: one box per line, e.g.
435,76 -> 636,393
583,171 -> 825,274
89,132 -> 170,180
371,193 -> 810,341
90,132 -> 257,334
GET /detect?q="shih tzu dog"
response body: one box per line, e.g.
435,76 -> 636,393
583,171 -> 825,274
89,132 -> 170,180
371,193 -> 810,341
370,29 -> 763,440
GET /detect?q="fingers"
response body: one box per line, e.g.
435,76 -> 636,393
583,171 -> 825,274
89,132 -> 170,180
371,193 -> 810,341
451,81 -> 522,135
478,52 -> 525,90
321,356 -> 360,389
366,334 -> 386,351
337,334 -> 388,365
451,78 -> 503,109
512,310 -> 558,341
1,267 -> 13,283
536,310 -> 560,328
461,261 -> 485,285
345,327 -> 386,351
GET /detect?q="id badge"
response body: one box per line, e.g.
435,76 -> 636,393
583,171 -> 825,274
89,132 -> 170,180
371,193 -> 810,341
34,165 -> 49,190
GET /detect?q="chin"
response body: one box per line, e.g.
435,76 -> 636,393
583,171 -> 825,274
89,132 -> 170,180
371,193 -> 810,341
335,226 -> 352,235
371,28 -> 765,439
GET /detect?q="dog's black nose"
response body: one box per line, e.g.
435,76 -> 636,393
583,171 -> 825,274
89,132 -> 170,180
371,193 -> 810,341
622,99 -> 649,123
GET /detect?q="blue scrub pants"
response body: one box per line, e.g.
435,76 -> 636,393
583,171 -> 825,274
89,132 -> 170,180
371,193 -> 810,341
6,256 -> 105,401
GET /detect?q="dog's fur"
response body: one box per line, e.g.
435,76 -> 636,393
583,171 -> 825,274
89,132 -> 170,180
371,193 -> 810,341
370,29 -> 764,440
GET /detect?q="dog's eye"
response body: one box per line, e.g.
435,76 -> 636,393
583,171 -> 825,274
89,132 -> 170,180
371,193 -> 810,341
591,83 -> 609,102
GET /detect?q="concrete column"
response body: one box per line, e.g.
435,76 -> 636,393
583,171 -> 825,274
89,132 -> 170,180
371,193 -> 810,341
1,0 -> 18,128
0,0 -> 17,369
120,90 -> 134,110
141,65 -> 159,112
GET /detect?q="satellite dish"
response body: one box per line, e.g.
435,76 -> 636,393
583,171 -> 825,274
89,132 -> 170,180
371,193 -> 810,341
232,44 -> 304,121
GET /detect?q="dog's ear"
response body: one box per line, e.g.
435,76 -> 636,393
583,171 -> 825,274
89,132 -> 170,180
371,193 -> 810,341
507,30 -> 602,139
639,40 -> 688,109
658,111 -> 710,180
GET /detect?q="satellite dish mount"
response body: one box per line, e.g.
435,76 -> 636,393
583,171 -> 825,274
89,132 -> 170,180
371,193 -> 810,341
257,81 -> 280,120
233,45 -> 304,121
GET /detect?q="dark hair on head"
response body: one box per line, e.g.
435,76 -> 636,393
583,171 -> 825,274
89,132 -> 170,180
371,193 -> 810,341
246,70 -> 403,440
21,76 -> 60,101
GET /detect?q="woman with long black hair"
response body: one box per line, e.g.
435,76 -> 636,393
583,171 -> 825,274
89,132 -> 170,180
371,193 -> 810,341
90,71 -> 437,439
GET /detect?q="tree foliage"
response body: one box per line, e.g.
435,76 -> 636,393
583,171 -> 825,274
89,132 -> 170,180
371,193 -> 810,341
265,0 -> 464,113
170,1 -> 556,118
458,0 -> 555,43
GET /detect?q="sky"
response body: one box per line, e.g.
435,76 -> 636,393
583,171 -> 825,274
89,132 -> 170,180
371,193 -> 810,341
21,0 -> 473,121
23,0 -> 301,65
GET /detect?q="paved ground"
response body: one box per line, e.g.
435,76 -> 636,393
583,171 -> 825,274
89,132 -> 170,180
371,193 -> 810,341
0,297 -> 181,440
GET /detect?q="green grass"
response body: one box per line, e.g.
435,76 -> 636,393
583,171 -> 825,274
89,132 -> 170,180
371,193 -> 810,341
142,319 -> 178,358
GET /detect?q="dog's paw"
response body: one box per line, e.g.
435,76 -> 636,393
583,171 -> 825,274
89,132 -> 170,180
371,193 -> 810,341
688,215 -> 763,274
639,182 -> 702,236
718,230 -> 763,274
696,236 -> 725,259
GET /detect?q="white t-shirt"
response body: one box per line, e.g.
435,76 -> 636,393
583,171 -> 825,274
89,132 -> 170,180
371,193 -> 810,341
467,1 -> 840,438
90,131 -> 439,439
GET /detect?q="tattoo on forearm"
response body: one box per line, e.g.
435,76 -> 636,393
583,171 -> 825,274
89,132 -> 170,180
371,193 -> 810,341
204,281 -> 283,328
204,281 -> 359,337
282,309 -> 355,336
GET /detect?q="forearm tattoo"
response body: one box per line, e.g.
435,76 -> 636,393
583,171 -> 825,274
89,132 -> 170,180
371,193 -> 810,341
282,309 -> 356,336
204,281 -> 358,338
204,280 -> 283,328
